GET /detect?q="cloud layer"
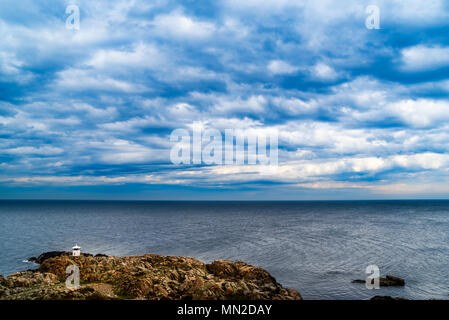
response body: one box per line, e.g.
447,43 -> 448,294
1,0 -> 449,199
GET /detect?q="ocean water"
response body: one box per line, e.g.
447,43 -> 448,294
1,200 -> 449,300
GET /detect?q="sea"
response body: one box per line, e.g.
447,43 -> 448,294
1,200 -> 449,300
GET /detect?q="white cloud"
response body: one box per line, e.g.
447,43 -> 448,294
369,182 -> 449,195
150,11 -> 217,40
311,62 -> 338,80
4,146 -> 64,156
385,0 -> 449,25
0,51 -> 24,75
99,117 -> 155,132
86,43 -> 166,70
389,99 -> 449,128
392,152 -> 449,170
400,45 -> 449,71
272,97 -> 317,115
0,175 -> 157,186
267,60 -> 299,75
295,181 -> 371,189
72,103 -> 118,119
55,68 -> 148,93
92,139 -> 166,164
214,95 -> 267,114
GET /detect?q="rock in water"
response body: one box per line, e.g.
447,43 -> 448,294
0,253 -> 302,300
352,275 -> 405,287
351,279 -> 365,284
381,275 -> 405,286
371,296 -> 408,300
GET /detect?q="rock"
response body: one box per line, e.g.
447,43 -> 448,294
28,251 -> 69,264
371,296 -> 408,301
381,275 -> 405,286
352,275 -> 405,287
207,260 -> 276,283
1,252 -> 302,300
28,251 -> 96,264
351,279 -> 365,284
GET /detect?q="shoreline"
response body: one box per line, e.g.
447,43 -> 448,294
0,251 -> 302,300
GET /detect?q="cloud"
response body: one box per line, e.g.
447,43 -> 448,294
0,0 -> 449,198
86,43 -> 166,70
267,60 -> 299,75
400,45 -> 449,71
384,0 -> 449,26
71,103 -> 118,119
55,68 -> 148,93
150,11 -> 217,40
389,99 -> 449,128
271,97 -> 317,115
311,62 -> 339,81
214,95 -> 267,114
3,146 -> 64,156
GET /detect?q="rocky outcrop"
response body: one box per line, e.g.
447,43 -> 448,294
27,251 -> 71,264
0,253 -> 301,300
370,296 -> 408,301
352,275 -> 405,287
27,251 -> 104,264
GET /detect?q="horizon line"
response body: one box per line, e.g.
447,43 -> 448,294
1,199 -> 449,202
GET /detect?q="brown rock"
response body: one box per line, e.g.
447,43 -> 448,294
1,252 -> 301,300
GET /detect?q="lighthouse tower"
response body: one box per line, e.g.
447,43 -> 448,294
72,244 -> 81,256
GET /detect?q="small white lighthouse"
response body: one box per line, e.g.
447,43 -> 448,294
72,244 -> 81,256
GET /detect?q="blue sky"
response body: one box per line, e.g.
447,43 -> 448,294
1,0 -> 449,200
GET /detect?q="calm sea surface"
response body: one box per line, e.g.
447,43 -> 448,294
1,200 -> 449,300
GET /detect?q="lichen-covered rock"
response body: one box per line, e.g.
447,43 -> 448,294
0,253 -> 302,300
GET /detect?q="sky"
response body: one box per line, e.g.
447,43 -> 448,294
1,0 -> 449,200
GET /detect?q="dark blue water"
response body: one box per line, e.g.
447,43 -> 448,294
1,200 -> 449,300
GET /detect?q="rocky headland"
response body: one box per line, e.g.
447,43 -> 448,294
0,252 -> 302,300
